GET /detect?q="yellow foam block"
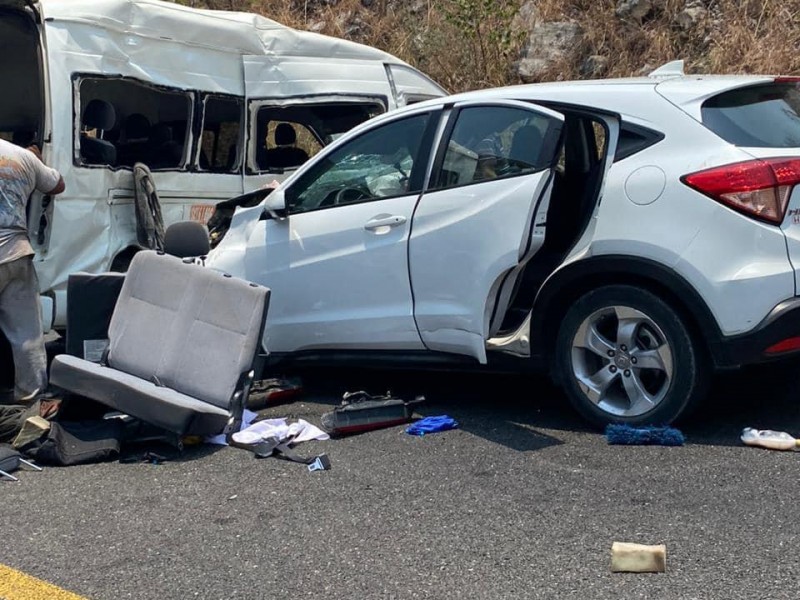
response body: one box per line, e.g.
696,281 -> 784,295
611,541 -> 666,573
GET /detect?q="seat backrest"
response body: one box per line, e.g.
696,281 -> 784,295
261,123 -> 309,169
81,99 -> 117,165
80,136 -> 117,166
106,251 -> 269,409
508,125 -> 543,170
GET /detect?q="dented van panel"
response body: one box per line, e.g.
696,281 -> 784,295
0,0 -> 445,332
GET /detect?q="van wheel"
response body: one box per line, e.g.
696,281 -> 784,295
554,285 -> 707,428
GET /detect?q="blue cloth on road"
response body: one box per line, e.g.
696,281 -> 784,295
406,415 -> 459,436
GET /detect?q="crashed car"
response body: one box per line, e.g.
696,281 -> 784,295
206,60 -> 800,427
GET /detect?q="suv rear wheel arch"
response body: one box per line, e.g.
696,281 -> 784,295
530,256 -> 721,368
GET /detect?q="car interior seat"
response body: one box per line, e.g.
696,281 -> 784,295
118,113 -> 151,166
148,124 -> 183,169
508,125 -> 543,172
261,123 -> 309,170
80,99 -> 117,166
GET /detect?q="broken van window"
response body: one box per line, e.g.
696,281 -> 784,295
76,76 -> 193,169
199,95 -> 243,173
252,100 -> 385,172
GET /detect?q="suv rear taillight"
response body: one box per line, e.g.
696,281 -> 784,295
682,158 -> 800,224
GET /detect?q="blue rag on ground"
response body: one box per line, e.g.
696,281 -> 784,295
605,424 -> 685,446
406,415 -> 459,436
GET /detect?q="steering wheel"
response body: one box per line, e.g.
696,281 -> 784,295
334,186 -> 369,205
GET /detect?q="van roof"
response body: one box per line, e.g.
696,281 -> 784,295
39,0 -> 402,63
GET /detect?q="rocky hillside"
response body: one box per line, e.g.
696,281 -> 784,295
177,0 -> 800,93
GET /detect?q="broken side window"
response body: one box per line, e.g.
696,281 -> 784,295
250,100 -> 386,173
76,76 -> 194,169
198,94 -> 243,173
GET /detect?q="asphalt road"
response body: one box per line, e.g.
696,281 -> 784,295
2,363 -> 799,599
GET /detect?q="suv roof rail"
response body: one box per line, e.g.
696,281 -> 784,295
648,60 -> 685,79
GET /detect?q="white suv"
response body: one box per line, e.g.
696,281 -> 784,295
206,61 -> 800,427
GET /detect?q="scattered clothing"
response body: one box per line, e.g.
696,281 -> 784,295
0,399 -> 53,443
406,415 -> 459,436
231,417 -> 329,446
205,409 -> 258,446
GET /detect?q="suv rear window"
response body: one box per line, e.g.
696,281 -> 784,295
702,83 -> 800,147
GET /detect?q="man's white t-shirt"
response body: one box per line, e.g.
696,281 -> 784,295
0,139 -> 61,265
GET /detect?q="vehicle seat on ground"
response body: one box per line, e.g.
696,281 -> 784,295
50,251 -> 270,439
80,99 -> 117,166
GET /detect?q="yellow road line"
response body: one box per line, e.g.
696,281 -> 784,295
0,564 -> 88,600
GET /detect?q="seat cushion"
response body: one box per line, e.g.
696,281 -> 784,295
50,354 -> 231,437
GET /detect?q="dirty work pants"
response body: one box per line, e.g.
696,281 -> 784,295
0,256 -> 47,403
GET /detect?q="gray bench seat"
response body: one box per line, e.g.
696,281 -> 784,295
50,250 -> 270,439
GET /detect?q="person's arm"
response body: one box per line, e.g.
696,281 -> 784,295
48,175 -> 65,195
27,145 -> 65,195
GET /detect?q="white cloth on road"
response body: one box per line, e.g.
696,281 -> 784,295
205,408 -> 258,445
231,417 -> 329,446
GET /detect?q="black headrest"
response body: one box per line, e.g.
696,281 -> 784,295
150,123 -> 173,146
83,99 -> 116,131
124,113 -> 151,141
164,221 -> 210,258
275,123 -> 296,146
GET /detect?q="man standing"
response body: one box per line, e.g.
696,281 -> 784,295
0,138 -> 65,405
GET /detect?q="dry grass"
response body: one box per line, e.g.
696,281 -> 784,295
175,0 -> 800,92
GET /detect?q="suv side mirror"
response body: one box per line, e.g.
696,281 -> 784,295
262,189 -> 288,220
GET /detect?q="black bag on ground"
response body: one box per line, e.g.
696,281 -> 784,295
22,420 -> 123,466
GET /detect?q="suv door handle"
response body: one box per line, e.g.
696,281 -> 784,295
364,215 -> 407,231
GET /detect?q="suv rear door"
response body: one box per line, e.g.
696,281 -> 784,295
408,100 -> 564,363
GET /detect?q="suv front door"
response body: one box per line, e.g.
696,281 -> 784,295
246,109 -> 439,353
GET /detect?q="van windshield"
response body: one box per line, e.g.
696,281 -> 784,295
701,83 -> 800,147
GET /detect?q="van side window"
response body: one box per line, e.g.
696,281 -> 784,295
199,95 -> 243,172
76,76 -> 193,169
250,100 -> 386,173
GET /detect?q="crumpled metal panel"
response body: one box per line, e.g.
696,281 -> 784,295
40,0 -> 399,62
244,55 -> 393,101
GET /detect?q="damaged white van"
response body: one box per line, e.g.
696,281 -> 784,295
0,0 -> 445,333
